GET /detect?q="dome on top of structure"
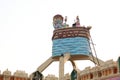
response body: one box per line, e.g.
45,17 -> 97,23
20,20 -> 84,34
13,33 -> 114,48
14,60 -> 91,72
53,14 -> 64,29
3,69 -> 11,76
53,14 -> 63,21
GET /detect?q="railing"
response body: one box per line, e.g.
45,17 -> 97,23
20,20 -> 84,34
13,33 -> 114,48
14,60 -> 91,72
52,27 -> 91,40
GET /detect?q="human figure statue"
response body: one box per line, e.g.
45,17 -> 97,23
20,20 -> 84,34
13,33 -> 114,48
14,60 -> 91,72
63,16 -> 69,28
72,16 -> 80,27
72,20 -> 76,27
76,16 -> 80,27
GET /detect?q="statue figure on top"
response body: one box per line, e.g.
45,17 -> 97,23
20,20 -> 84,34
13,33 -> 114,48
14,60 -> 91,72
63,16 -> 69,28
72,16 -> 81,27
76,16 -> 80,27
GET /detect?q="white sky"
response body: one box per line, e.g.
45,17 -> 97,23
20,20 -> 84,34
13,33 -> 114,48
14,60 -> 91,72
0,0 -> 120,77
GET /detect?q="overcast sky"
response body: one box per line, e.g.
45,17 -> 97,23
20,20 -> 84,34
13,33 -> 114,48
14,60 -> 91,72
0,0 -> 120,77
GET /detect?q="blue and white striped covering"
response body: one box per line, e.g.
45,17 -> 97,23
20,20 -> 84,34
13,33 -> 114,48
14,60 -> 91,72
52,37 -> 91,57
